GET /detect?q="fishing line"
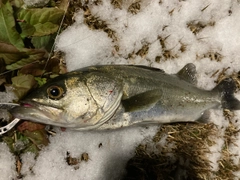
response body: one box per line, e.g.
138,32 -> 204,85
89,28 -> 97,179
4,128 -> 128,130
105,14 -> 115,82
41,0 -> 70,76
57,34 -> 93,48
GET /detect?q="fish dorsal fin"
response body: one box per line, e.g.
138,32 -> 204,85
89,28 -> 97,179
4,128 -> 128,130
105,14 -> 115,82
122,89 -> 162,112
176,63 -> 197,85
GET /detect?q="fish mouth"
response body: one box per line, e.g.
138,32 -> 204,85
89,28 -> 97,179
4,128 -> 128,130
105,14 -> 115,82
19,100 -> 49,112
21,102 -> 34,108
20,100 -> 61,112
10,100 -> 64,126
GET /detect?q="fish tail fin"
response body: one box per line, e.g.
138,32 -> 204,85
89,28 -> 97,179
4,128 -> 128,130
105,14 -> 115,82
213,78 -> 240,110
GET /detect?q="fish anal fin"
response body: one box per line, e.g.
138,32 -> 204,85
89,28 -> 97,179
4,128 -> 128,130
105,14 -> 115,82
177,63 -> 197,85
122,89 -> 162,112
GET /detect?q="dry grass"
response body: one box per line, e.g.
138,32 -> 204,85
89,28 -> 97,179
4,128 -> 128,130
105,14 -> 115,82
124,123 -> 217,180
214,114 -> 240,179
187,21 -> 215,35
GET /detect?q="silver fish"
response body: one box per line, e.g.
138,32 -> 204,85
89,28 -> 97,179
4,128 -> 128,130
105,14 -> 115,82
6,64 -> 240,131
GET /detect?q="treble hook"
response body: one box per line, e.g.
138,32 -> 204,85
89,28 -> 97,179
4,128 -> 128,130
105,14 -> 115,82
0,118 -> 21,135
0,103 -> 21,135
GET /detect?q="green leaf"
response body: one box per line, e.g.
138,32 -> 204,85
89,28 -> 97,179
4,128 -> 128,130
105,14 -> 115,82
31,34 -> 56,51
33,22 -> 59,36
32,35 -> 51,48
0,0 -> 24,49
11,0 -> 24,8
23,143 -> 39,154
5,48 -> 46,70
38,8 -> 64,24
6,58 -> 36,70
11,74 -> 37,99
12,74 -> 36,89
23,129 -> 49,147
17,7 -> 64,36
35,77 -> 47,87
18,21 -> 36,38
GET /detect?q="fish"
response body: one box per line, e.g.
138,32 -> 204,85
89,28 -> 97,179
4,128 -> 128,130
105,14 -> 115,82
7,63 -> 240,131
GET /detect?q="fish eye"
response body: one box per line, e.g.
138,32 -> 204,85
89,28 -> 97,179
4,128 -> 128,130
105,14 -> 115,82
47,86 -> 64,100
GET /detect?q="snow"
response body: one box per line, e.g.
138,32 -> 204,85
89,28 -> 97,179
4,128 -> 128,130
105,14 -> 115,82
0,143 -> 17,179
23,0 -> 50,7
1,0 -> 240,179
21,127 -> 158,180
57,25 -> 113,71
0,89 -> 17,104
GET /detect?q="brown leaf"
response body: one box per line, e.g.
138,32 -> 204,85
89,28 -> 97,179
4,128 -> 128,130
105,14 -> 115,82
45,57 -> 60,73
19,62 -> 45,76
0,42 -> 27,64
0,58 -> 6,73
66,151 -> 80,166
16,157 -> 22,175
6,48 -> 46,71
17,121 -> 46,132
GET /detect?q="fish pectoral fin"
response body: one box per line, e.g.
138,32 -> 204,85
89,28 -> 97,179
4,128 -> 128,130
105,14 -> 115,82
176,63 -> 197,85
122,89 -> 162,112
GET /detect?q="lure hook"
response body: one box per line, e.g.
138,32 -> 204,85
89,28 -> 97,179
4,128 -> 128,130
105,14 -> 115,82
0,103 -> 21,135
0,118 -> 21,135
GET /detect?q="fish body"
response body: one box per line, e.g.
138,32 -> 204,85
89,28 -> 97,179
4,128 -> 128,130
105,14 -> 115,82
10,64 -> 240,130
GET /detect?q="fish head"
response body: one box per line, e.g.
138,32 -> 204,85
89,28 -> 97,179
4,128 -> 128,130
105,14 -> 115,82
11,71 -> 123,129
